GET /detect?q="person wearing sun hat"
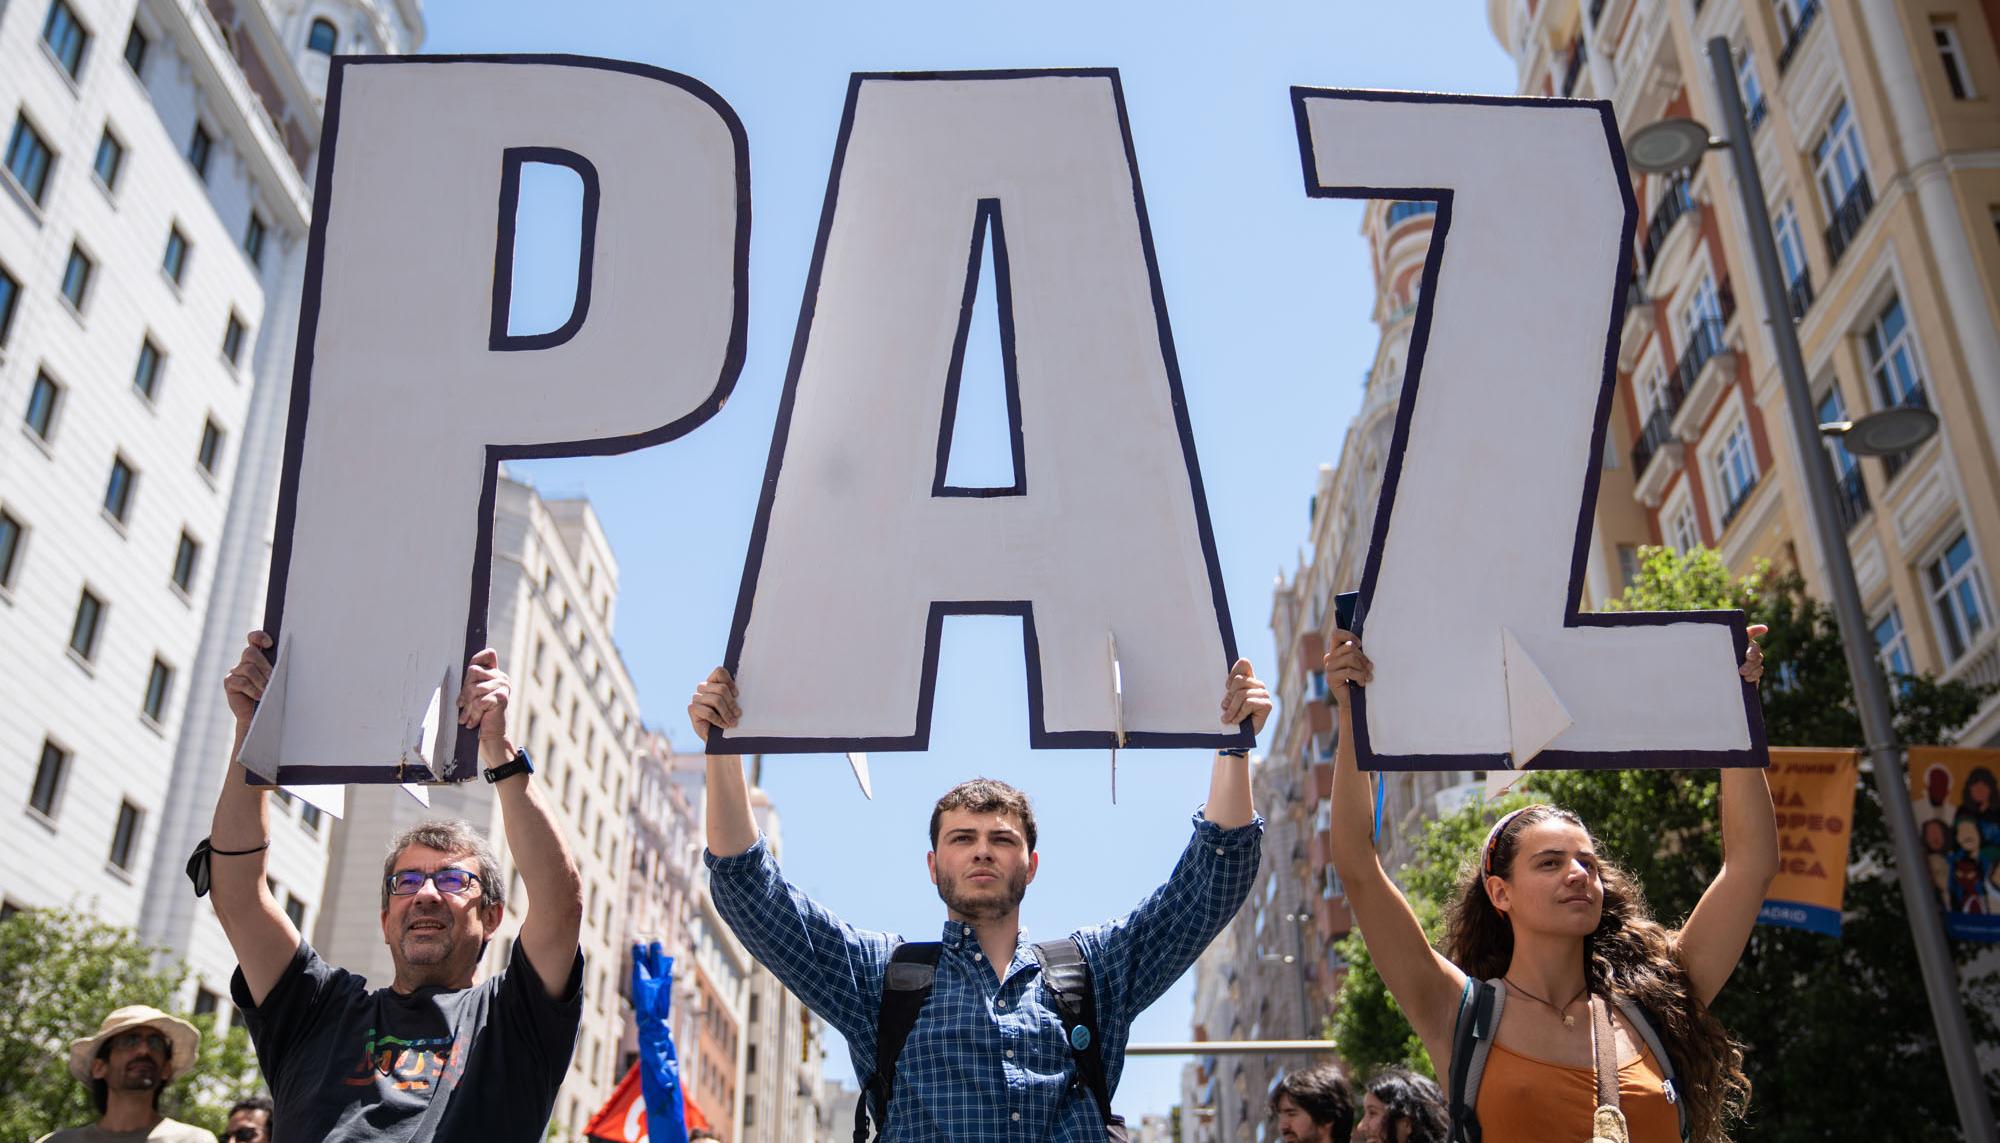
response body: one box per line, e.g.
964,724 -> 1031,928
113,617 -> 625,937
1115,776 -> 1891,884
38,1005 -> 217,1143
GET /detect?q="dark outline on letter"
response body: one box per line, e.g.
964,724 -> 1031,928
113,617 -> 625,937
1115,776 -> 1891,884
258,54 -> 752,785
715,69 -> 1250,754
489,146 -> 601,351
933,197 -> 1026,497
1289,86 -> 1766,773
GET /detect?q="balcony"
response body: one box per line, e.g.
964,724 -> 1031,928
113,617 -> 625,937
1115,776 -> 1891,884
1669,318 -> 1738,440
1641,176 -> 1696,287
1777,0 -> 1821,75
1618,273 -> 1655,370
1786,269 -> 1816,322
1824,175 -> 1875,269
1832,465 -> 1870,532
1720,473 -> 1762,530
1631,398 -> 1687,506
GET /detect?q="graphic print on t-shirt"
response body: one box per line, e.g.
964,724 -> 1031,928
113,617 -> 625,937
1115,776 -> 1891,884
347,1026 -> 470,1091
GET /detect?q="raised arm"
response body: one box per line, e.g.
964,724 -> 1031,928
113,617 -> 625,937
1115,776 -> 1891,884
210,632 -> 302,1005
1201,659 -> 1265,828
1323,633 -> 1466,1065
688,667 -> 757,857
1672,626 -> 1779,1005
462,649 -> 583,998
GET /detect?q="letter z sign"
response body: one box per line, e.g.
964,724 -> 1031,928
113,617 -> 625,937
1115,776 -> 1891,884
1291,89 -> 1765,775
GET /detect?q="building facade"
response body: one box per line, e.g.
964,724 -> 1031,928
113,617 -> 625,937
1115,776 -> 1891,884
0,0 -> 419,991
1491,0 -> 2000,747
312,476 -> 644,1140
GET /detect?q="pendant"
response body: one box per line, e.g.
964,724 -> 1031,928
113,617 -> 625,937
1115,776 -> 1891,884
1563,1014 -> 1575,1027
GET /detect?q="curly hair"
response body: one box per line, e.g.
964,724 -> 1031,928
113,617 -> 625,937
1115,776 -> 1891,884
1444,804 -> 1750,1142
1364,1066 -> 1446,1143
1269,1063 -> 1353,1138
929,778 -> 1038,852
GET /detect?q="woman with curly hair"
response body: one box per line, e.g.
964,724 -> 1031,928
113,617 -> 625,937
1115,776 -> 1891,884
1325,626 -> 1777,1142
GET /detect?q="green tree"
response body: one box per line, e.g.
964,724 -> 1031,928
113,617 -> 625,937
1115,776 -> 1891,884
0,907 -> 261,1140
1327,546 -> 2000,1139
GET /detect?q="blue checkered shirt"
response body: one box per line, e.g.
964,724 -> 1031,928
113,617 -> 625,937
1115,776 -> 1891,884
705,810 -> 1262,1141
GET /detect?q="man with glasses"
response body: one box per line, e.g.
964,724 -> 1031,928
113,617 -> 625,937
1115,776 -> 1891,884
222,1096 -> 272,1142
41,1005 -> 216,1142
200,632 -> 584,1142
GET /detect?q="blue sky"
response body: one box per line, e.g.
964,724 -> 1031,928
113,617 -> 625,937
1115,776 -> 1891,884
426,0 -> 1516,1120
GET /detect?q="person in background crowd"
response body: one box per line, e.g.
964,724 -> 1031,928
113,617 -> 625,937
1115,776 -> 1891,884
39,1006 -> 217,1143
1356,1067 -> 1446,1143
1268,1063 -> 1354,1143
222,1096 -> 272,1143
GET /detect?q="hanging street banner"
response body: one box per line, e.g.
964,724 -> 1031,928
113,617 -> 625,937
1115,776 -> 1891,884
1757,748 -> 1859,937
1908,746 -> 2000,942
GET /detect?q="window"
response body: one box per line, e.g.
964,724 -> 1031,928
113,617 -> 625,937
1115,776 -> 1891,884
41,2 -> 90,81
1712,420 -> 1760,526
24,370 -> 60,440
171,530 -> 199,594
0,260 -> 17,346
307,17 -> 339,55
1863,295 -> 1926,410
132,336 -> 165,400
29,739 -> 68,817
1385,200 -> 1437,227
69,587 -> 104,659
187,124 -> 212,180
1874,607 -> 1912,679
104,455 -> 137,522
197,418 -> 224,475
123,23 -> 149,74
6,115 -> 56,206
109,801 -> 142,870
1676,272 -> 1723,350
1616,543 -> 1641,590
222,312 -> 247,365
1818,388 -> 1858,480
243,213 -> 266,266
1928,532 -> 1992,663
1669,498 -> 1700,555
162,226 -> 191,286
1735,44 -> 1766,127
300,801 -> 323,832
1774,202 -> 1807,290
284,894 -> 305,929
1812,102 -> 1867,214
92,128 -> 124,190
0,509 -> 21,589
142,657 -> 173,723
1935,22 -> 1975,100
60,244 -> 93,311
192,988 -> 218,1018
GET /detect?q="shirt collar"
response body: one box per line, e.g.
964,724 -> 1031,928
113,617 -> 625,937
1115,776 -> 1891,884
939,919 -> 1031,955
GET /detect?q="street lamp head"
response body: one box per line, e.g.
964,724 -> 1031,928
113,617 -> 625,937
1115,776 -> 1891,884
1819,407 -> 1940,456
1627,117 -> 1722,173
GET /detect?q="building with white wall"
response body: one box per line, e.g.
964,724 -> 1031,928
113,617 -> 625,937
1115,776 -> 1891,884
0,0 -> 419,1008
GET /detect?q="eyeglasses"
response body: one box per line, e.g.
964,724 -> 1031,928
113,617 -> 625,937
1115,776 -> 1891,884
109,1030 -> 170,1058
384,868 -> 482,897
227,1128 -> 265,1142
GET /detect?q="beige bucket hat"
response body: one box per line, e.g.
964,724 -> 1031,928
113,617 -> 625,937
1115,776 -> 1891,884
67,1005 -> 200,1083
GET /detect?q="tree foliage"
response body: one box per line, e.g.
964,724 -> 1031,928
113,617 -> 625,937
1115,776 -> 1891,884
1326,546 -> 2000,1140
0,908 -> 262,1140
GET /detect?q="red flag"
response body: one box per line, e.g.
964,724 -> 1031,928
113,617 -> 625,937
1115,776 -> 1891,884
585,1064 -> 711,1142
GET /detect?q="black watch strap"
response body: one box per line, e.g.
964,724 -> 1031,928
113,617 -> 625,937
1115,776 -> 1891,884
483,748 -> 534,784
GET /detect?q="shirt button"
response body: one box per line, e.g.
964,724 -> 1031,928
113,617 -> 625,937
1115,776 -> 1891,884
1005,1049 -> 1015,1059
997,999 -> 1008,1008
1011,1112 -> 1021,1122
1215,845 -> 1225,854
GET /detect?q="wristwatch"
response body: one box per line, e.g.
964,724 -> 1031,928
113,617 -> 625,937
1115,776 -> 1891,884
483,748 -> 535,784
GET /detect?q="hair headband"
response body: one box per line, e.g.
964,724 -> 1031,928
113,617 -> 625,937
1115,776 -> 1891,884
1480,805 -> 1547,876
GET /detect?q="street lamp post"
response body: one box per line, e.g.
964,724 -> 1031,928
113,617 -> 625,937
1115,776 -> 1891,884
1617,37 -> 1994,1141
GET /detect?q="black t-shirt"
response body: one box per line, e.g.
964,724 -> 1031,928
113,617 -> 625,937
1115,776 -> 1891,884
231,939 -> 582,1142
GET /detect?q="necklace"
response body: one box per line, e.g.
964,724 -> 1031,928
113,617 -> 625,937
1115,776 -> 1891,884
1503,977 -> 1589,1027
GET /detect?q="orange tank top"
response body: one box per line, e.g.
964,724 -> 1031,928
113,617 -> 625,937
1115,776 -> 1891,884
1474,1039 -> 1680,1143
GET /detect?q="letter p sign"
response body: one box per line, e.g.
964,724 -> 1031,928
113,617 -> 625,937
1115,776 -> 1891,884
242,57 -> 749,786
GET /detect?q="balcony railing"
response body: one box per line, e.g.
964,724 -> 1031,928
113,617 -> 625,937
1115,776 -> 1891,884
1641,176 -> 1694,275
1777,0 -> 1821,73
1832,465 -> 1870,532
1824,174 -> 1875,269
1720,473 -> 1761,529
1630,388 -> 1684,473
1561,40 -> 1586,97
1880,382 -> 1933,482
1786,269 -> 1816,321
1672,318 -> 1728,395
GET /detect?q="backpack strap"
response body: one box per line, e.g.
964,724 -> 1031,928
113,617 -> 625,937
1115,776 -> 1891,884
1446,977 -> 1504,1143
853,941 -> 941,1143
1032,938 -> 1121,1129
1611,994 -> 1689,1143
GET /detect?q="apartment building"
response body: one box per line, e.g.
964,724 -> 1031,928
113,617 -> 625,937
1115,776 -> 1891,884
1492,0 -> 2000,745
0,0 -> 419,992
312,476 -> 644,1140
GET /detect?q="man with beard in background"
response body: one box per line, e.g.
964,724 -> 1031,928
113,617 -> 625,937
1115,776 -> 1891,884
41,1006 -> 216,1143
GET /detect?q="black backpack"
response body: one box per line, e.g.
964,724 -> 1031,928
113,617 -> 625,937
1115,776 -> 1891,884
853,937 -> 1127,1141
1445,977 -> 1689,1143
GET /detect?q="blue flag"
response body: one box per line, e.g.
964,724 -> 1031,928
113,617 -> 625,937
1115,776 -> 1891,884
631,942 -> 689,1143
